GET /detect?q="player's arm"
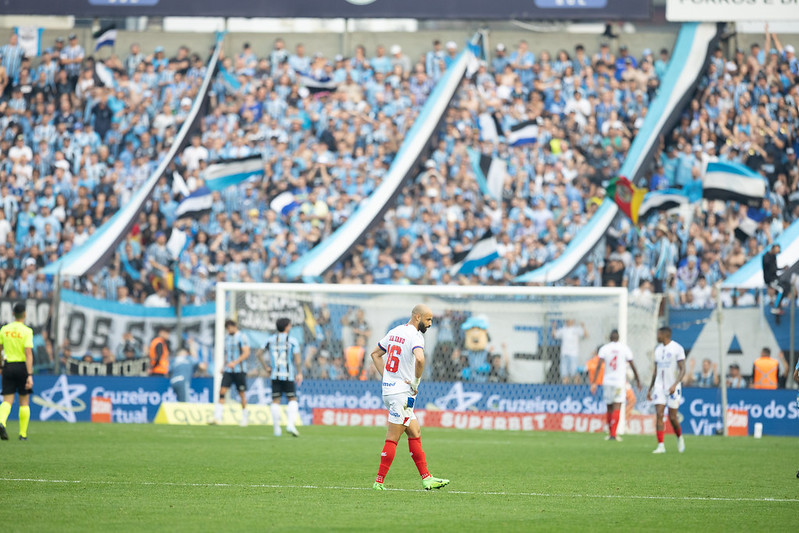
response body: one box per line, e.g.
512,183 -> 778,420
256,345 -> 270,375
670,359 -> 686,395
410,346 -> 425,394
646,358 -> 657,400
590,359 -> 604,395
293,342 -> 303,386
25,330 -> 34,388
628,360 -> 641,389
370,345 -> 386,378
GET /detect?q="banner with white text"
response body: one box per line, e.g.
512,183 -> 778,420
58,291 -> 214,365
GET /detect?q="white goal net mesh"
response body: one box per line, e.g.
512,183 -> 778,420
216,284 -> 661,387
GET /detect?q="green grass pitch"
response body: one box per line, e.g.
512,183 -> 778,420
0,422 -> 794,532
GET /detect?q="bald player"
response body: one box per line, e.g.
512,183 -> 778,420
369,304 -> 450,491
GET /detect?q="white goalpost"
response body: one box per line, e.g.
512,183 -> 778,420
213,283 -> 660,424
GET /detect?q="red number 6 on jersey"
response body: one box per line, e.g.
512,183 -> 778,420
386,344 -> 401,373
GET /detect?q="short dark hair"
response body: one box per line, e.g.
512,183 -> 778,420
276,317 -> 291,333
224,319 -> 236,328
762,347 -> 771,355
658,326 -> 672,336
609,329 -> 619,342
13,302 -> 25,318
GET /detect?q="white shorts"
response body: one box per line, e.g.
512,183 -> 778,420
602,384 -> 626,405
651,382 -> 682,409
383,392 -> 417,426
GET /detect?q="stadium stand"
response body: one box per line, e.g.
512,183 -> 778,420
0,28 -> 797,324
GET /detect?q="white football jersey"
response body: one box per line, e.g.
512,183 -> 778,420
377,323 -> 425,395
653,340 -> 686,388
555,325 -> 583,357
597,341 -> 633,387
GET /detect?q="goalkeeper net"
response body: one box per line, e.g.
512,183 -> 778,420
216,283 -> 660,390
214,283 -> 660,431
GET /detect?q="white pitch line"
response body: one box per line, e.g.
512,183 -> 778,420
1,478 -> 796,503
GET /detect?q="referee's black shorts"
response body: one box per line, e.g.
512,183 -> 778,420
2,362 -> 32,396
221,371 -> 247,392
272,379 -> 297,399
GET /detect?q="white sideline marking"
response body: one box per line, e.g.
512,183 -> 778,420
1,478 -> 796,503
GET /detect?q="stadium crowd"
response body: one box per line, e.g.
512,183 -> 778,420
0,27 -> 797,328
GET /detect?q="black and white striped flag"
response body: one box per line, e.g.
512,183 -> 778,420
175,187 -> 212,219
507,119 -> 538,147
93,25 -> 117,51
637,189 -> 689,221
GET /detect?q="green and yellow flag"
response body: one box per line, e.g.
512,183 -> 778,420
606,176 -> 647,225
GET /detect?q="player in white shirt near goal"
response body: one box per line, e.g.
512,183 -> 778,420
369,304 -> 450,491
647,326 -> 687,454
590,330 -> 641,441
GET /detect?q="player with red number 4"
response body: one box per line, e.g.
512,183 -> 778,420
590,329 -> 640,442
369,304 -> 450,491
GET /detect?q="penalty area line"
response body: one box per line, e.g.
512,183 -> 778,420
1,478 -> 796,503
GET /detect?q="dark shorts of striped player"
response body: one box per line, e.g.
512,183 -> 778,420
221,372 -> 247,392
271,379 -> 297,399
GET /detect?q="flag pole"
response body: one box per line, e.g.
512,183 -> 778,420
715,282 -> 728,436
174,250 -> 184,352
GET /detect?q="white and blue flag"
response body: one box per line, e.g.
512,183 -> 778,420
93,25 -> 117,51
703,161 -> 767,206
175,187 -> 212,219
451,232 -> 500,276
507,119 -> 538,147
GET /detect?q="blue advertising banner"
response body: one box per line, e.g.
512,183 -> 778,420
16,376 -> 798,436
242,379 -> 608,417
19,375 -> 213,424
681,387 -> 799,437
1,0 -> 651,19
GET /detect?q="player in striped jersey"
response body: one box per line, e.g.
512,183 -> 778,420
262,317 -> 302,437
212,319 -> 251,426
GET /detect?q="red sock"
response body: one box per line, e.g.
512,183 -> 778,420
408,437 -> 431,479
375,440 -> 397,484
656,430 -> 664,444
672,422 -> 682,438
609,410 -> 620,438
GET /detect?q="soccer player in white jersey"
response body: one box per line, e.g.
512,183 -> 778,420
647,326 -> 686,454
591,329 -> 640,441
369,304 -> 450,491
